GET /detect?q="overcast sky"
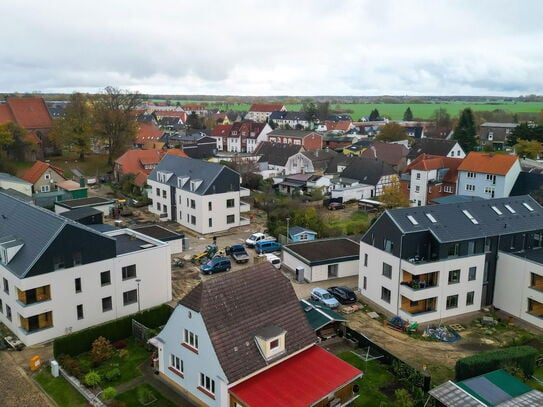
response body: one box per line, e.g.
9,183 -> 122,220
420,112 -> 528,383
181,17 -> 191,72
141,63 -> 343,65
1,0 -> 542,96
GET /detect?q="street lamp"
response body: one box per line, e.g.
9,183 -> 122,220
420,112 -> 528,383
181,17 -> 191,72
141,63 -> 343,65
286,217 -> 290,244
136,279 -> 141,313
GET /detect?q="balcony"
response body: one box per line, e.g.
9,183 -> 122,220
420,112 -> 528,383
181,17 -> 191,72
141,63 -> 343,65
528,299 -> 543,319
16,285 -> 51,307
240,187 -> 250,198
19,311 -> 53,334
400,296 -> 437,318
239,217 -> 250,226
240,201 -> 251,213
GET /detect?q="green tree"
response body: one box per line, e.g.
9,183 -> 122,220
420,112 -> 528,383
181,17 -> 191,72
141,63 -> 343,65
302,100 -> 318,122
514,139 -> 541,159
376,122 -> 408,142
0,122 -> 29,162
90,336 -> 115,365
0,123 -> 15,152
83,371 -> 101,389
186,111 -> 202,129
102,387 -> 117,400
50,92 -> 93,160
317,101 -> 330,119
453,108 -> 478,152
369,108 -> 380,121
93,86 -> 141,165
509,122 -> 543,146
403,107 -> 413,121
378,182 -> 409,209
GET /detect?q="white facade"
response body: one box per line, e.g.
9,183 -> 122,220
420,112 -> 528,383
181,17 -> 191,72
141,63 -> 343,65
409,168 -> 438,206
148,179 -> 250,234
359,242 -> 484,323
282,251 -> 359,282
457,160 -> 521,199
285,153 -> 315,175
0,229 -> 171,346
157,305 -> 228,407
494,252 -> 543,330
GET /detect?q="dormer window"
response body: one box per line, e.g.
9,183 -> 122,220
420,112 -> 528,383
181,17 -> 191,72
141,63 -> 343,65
254,325 -> 286,362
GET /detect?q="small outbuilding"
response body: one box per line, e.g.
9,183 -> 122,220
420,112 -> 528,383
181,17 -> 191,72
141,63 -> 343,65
288,226 -> 317,242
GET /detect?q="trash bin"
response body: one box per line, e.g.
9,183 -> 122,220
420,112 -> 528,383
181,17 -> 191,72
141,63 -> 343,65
51,360 -> 59,377
295,266 -> 304,282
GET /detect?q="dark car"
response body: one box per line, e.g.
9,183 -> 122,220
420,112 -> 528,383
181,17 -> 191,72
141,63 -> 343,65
328,202 -> 345,210
327,286 -> 357,304
200,256 -> 231,275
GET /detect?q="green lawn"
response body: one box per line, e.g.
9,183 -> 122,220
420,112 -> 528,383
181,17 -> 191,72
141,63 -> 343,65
116,383 -> 177,407
34,370 -> 87,407
326,209 -> 369,235
338,351 -> 399,406
78,338 -> 151,387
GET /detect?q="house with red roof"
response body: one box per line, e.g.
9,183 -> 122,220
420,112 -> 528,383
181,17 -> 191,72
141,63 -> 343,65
153,263 -> 362,407
457,152 -> 521,199
114,149 -> 187,188
0,97 -> 54,160
267,129 -> 323,150
210,122 -> 271,153
181,105 -> 208,116
325,119 -> 352,134
21,160 -> 66,194
134,123 -> 165,149
400,154 -> 464,207
245,103 -> 286,122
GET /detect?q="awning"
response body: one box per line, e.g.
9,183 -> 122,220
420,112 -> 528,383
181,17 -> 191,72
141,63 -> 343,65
230,345 -> 362,407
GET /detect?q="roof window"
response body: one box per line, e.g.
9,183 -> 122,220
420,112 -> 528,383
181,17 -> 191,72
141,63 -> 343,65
407,215 -> 418,225
425,213 -> 437,223
491,206 -> 503,215
504,204 -> 516,214
462,209 -> 479,224
523,202 -> 534,212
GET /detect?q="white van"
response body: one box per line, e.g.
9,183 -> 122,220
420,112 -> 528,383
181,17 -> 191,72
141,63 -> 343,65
263,253 -> 281,269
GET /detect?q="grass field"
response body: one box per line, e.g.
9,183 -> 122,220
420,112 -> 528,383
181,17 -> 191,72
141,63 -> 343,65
116,383 -> 177,407
34,370 -> 87,407
153,99 -> 543,121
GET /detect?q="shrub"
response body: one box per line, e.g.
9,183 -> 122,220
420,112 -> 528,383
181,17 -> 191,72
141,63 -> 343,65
119,349 -> 130,359
112,339 -> 127,349
91,336 -> 115,365
105,367 -> 121,382
83,371 -> 101,388
455,346 -> 537,381
57,354 -> 83,379
102,386 -> 117,400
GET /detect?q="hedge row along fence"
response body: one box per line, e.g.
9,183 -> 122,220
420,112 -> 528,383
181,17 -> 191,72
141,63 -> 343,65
455,345 -> 537,381
345,327 -> 431,393
54,304 -> 173,357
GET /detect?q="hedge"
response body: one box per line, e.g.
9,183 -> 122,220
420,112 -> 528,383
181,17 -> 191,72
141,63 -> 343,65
455,345 -> 537,381
53,304 -> 173,357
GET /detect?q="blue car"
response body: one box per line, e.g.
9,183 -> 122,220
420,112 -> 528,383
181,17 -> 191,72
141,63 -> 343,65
255,240 -> 282,254
200,256 -> 231,275
310,287 -> 340,309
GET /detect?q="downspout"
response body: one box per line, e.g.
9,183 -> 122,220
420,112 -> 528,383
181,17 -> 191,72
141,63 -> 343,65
397,233 -> 405,317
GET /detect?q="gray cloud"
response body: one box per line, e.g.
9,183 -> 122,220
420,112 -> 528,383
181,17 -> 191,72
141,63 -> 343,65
0,0 -> 542,95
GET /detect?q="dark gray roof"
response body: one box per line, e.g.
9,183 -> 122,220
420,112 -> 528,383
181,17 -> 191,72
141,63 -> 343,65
132,224 -> 184,241
380,195 -> 543,243
59,207 -> 102,221
148,155 -> 240,195
407,138 -> 458,161
283,238 -> 359,265
55,196 -> 116,209
255,141 -> 303,166
0,191 -> 115,278
0,188 -> 33,202
113,232 -> 157,255
339,157 -> 396,185
480,122 -> 519,128
269,111 -> 308,121
179,262 -> 315,382
300,149 -> 339,171
510,172 -> 543,196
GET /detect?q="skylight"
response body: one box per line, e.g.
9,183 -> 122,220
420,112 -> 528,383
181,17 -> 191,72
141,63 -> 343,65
491,206 -> 503,215
504,204 -> 516,214
425,213 -> 437,223
523,202 -> 534,212
462,209 -> 479,224
407,215 -> 419,225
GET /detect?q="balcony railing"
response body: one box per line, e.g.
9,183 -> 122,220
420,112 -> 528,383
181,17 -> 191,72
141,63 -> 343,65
239,217 -> 250,226
240,202 -> 250,213
400,308 -> 437,316
400,281 -> 437,291
240,187 -> 250,198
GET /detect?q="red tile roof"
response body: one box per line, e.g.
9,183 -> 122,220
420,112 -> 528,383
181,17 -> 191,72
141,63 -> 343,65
249,103 -> 285,112
6,97 -> 53,129
0,104 -> 15,123
325,120 -> 352,132
153,110 -> 186,121
405,154 -> 464,183
211,124 -> 233,137
115,149 -> 187,186
21,160 -> 64,184
135,123 -> 164,145
230,345 -> 362,407
182,104 -> 206,111
457,152 -> 518,176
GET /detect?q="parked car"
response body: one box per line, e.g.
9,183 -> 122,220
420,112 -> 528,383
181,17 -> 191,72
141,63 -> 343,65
261,253 -> 281,269
327,286 -> 357,304
255,240 -> 282,254
200,256 -> 231,275
310,287 -> 340,309
226,244 -> 250,264
245,232 -> 275,248
328,202 -> 345,210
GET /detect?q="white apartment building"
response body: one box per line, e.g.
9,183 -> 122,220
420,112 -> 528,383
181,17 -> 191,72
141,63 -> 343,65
147,155 -> 250,234
0,192 -> 171,346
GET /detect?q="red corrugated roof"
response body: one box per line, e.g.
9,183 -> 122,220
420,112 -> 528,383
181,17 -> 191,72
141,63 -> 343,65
457,152 -> 518,175
230,345 -> 362,407
7,97 -> 52,129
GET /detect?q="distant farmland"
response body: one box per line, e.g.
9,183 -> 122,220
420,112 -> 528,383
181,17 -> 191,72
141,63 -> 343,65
153,99 -> 543,121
